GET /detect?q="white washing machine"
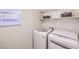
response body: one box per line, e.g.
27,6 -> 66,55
34,27 -> 53,49
48,30 -> 79,49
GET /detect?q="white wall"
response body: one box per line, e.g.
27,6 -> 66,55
41,10 -> 79,37
0,9 -> 41,49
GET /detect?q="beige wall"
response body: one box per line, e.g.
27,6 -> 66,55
42,10 -> 79,37
0,9 -> 41,49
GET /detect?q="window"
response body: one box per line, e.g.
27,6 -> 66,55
0,9 -> 21,26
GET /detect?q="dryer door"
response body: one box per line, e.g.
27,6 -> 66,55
48,40 -> 65,49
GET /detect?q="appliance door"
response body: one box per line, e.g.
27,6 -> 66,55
48,40 -> 70,49
48,34 -> 79,49
48,40 -> 65,49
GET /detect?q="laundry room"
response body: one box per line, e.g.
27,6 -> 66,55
1,0 -> 79,59
0,9 -> 79,49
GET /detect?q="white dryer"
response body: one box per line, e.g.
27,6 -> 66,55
48,30 -> 79,49
34,27 -> 53,49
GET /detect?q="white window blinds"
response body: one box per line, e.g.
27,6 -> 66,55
0,9 -> 21,26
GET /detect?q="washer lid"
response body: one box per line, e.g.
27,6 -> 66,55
37,28 -> 49,32
51,30 -> 78,40
36,27 -> 52,32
